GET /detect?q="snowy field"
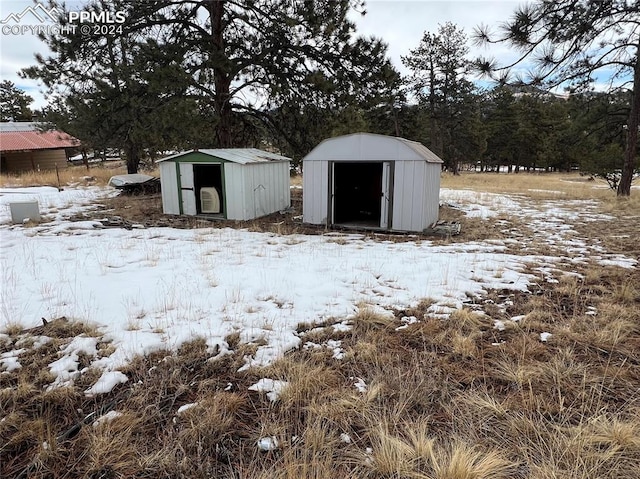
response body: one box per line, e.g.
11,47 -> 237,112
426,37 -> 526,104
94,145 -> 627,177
0,185 -> 636,395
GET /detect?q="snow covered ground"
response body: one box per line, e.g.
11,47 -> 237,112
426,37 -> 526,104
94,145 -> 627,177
0,185 -> 635,395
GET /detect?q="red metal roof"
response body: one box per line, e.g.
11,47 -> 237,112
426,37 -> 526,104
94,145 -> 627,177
0,130 -> 80,152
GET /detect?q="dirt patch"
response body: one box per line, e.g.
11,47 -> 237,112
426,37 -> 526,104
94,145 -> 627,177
69,188 -> 509,244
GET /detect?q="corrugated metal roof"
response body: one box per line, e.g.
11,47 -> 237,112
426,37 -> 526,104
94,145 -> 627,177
0,122 -> 80,151
157,148 -> 290,165
304,132 -> 443,164
0,122 -> 42,132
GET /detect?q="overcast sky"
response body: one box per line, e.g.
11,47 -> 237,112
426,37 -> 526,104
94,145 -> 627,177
0,0 -> 525,110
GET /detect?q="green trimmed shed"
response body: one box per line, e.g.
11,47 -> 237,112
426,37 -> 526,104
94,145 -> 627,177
157,149 -> 291,220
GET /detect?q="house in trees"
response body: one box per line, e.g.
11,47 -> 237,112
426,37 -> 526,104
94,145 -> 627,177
0,122 -> 79,172
157,149 -> 291,221
302,133 -> 443,232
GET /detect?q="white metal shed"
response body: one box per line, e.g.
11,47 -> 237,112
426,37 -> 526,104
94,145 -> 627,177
157,149 -> 291,221
302,133 -> 443,232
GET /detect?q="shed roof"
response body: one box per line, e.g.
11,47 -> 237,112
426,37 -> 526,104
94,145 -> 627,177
0,122 -> 79,152
304,132 -> 443,164
157,148 -> 290,165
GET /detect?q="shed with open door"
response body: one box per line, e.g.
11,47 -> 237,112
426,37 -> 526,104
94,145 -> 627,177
302,133 -> 443,232
157,149 -> 291,221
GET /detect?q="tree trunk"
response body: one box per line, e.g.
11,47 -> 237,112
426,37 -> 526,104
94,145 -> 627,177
617,40 -> 640,197
124,138 -> 140,174
206,0 -> 233,148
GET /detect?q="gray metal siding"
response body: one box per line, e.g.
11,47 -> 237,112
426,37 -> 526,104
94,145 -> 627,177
246,163 -> 270,220
393,161 -> 441,231
423,163 -> 441,226
273,162 -> 290,214
302,160 -> 329,225
159,162 -> 180,214
158,152 -> 290,221
392,160 -> 426,231
224,163 -> 246,220
302,134 -> 442,232
226,162 -> 289,220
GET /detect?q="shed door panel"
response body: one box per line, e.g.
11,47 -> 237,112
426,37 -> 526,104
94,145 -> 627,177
179,163 -> 196,215
380,162 -> 393,229
329,162 -> 335,225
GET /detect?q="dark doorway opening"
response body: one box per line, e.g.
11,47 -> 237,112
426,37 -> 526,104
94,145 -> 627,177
194,164 -> 224,215
333,162 -> 383,227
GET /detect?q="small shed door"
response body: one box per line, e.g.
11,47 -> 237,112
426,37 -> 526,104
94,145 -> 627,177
329,162 -> 335,226
179,163 -> 197,215
380,161 -> 393,229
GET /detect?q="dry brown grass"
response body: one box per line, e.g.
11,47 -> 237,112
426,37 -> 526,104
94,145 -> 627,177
1,163 -> 121,188
2,170 -> 639,478
441,171 -> 616,201
3,265 -> 638,478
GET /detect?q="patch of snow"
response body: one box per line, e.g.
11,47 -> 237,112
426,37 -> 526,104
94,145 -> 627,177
248,378 -> 289,402
510,315 -> 526,322
84,371 -> 128,397
494,320 -> 506,331
352,377 -> 367,393
327,339 -> 345,359
257,436 -> 279,451
440,188 -> 634,269
0,348 -> 25,372
598,257 -> 637,269
92,410 -> 123,427
16,335 -> 52,349
48,336 -> 99,389
1,184 -> 634,384
332,321 -> 352,332
396,315 -> 419,331
0,186 -> 116,226
540,332 -> 552,342
177,403 -> 198,415
340,433 -> 352,443
428,304 -> 459,318
527,189 -> 566,195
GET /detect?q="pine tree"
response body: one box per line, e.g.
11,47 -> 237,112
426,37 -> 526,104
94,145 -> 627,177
24,0 -> 394,171
0,81 -> 33,121
474,0 -> 639,196
402,22 -> 482,172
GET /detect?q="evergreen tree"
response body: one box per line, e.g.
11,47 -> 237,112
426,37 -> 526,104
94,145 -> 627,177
482,87 -> 519,171
474,0 -> 639,195
23,1 -> 199,172
25,0 -> 394,171
0,81 -> 33,121
569,91 -> 631,189
402,22 -> 483,172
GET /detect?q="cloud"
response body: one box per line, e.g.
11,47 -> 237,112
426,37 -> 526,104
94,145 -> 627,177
350,0 -> 525,75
